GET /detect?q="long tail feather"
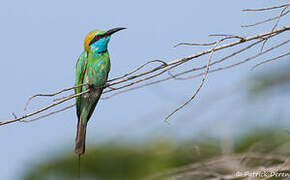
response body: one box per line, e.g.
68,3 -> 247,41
75,118 -> 87,155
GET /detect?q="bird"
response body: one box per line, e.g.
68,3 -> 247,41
74,27 -> 126,155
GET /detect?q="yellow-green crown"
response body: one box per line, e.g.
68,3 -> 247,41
84,30 -> 106,51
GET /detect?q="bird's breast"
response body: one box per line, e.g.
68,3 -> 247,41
85,53 -> 110,88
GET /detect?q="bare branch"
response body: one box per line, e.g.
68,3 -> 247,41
102,37 -> 270,98
260,7 -> 288,52
107,60 -> 168,82
24,83 -> 88,111
175,35 -> 245,48
143,152 -> 290,180
105,27 -> 288,94
164,40 -> 220,122
208,34 -> 245,40
251,52 -> 290,70
272,7 -> 288,31
0,24 -> 289,126
103,37 -> 288,100
0,90 -> 89,126
107,26 -> 290,88
181,39 -> 290,80
174,42 -> 218,47
242,3 -> 290,12
241,10 -> 289,28
21,104 -> 75,123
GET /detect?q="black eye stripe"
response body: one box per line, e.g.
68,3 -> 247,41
89,35 -> 106,46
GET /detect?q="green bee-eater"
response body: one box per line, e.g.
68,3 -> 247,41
75,27 -> 125,155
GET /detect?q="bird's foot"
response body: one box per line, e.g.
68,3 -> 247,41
88,83 -> 95,89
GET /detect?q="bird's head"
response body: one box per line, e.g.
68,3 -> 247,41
84,27 -> 126,52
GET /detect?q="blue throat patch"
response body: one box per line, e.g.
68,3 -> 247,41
90,36 -> 111,53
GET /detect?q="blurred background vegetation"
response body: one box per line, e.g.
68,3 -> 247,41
22,130 -> 290,180
22,64 -> 290,180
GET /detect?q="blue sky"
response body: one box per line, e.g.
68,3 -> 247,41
0,0 -> 289,179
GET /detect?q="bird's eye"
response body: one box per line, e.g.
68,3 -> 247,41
89,35 -> 102,46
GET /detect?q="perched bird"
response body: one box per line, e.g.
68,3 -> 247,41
75,27 -> 125,155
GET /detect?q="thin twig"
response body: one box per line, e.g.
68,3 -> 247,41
143,152 -> 289,180
107,26 -> 290,88
167,71 -> 185,80
24,83 -> 88,111
164,40 -> 220,122
260,7 -> 288,52
241,10 -> 289,28
101,37 -> 275,99
0,90 -> 89,126
20,104 -> 75,123
174,42 -> 218,47
272,7 -> 288,31
242,3 -> 290,12
104,36 -> 287,100
0,26 -> 289,126
175,35 -> 245,48
104,36 -> 271,97
105,28 -> 287,93
181,39 -> 290,80
208,34 -> 245,40
251,52 -> 290,70
107,60 -> 168,82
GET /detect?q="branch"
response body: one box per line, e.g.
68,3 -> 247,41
242,3 -> 290,12
180,39 -> 290,80
101,36 -> 278,99
241,10 -> 289,28
174,34 -> 245,47
260,6 -> 289,52
143,152 -> 290,180
0,90 -> 89,126
107,60 -> 168,82
164,40 -> 220,122
107,26 -> 290,88
21,104 -> 75,123
0,23 -> 289,126
24,83 -> 88,111
251,52 -> 290,70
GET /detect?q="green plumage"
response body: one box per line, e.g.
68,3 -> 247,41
74,27 -> 125,156
75,50 -> 110,122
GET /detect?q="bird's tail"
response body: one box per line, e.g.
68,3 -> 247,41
75,118 -> 87,155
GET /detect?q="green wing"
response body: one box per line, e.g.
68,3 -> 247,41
75,51 -> 87,118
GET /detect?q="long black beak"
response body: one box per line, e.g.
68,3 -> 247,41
106,27 -> 126,36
